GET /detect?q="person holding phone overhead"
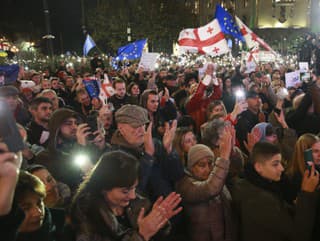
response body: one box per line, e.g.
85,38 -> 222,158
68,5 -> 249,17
232,142 -> 319,241
283,134 -> 320,204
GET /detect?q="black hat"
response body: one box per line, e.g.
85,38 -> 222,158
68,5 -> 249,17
0,85 -> 19,97
246,90 -> 259,99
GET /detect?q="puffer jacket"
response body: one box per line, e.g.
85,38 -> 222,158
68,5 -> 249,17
175,157 -> 235,241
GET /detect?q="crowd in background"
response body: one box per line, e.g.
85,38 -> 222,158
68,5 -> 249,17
0,48 -> 320,241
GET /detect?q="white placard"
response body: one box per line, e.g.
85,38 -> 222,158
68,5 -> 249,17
138,52 -> 160,71
245,61 -> 257,74
259,51 -> 276,62
299,62 -> 309,73
285,71 -> 301,88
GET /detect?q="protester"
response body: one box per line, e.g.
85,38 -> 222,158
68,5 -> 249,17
111,104 -> 184,199
235,90 -> 265,153
283,133 -> 320,204
172,127 -> 197,167
176,126 -> 235,241
26,97 -> 53,147
231,142 -> 319,241
27,165 -> 71,208
1,171 -> 67,241
35,108 -> 106,191
0,142 -> 22,216
108,78 -> 137,112
185,63 -> 222,133
0,85 -> 31,125
71,150 -> 182,241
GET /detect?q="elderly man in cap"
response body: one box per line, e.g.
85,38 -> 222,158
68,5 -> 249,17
111,104 -> 184,200
0,85 -> 30,125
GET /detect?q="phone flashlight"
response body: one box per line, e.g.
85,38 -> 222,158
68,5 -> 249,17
235,89 -> 245,101
276,87 -> 289,100
74,154 -> 90,167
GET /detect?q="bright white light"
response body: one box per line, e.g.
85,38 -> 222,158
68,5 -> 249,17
74,154 -> 90,167
235,89 -> 245,99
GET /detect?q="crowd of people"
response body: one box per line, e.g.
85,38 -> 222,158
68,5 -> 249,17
0,52 -> 320,241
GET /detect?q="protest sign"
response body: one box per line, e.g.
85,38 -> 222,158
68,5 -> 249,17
285,71 -> 300,88
298,62 -> 309,73
138,52 -> 159,71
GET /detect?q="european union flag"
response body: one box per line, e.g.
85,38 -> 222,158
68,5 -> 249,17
0,64 -> 19,85
83,77 -> 100,99
214,4 -> 244,42
116,39 -> 147,61
83,34 -> 96,56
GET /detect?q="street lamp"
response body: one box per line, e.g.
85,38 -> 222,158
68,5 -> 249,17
127,27 -> 131,42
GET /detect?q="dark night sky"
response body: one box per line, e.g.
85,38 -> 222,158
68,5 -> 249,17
0,0 -> 84,54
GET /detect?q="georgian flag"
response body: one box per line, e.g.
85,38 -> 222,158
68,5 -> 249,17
235,16 -> 276,55
99,74 -> 114,105
178,19 -> 230,56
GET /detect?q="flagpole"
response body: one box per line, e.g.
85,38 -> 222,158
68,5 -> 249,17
94,45 -> 105,56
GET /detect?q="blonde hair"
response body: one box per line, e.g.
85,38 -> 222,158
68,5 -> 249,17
292,93 -> 305,110
286,133 -> 320,177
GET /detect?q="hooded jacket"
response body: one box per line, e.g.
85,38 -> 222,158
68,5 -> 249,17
35,108 -> 97,191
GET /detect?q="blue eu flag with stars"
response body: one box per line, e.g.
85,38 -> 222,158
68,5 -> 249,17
215,4 -> 244,42
116,39 -> 147,61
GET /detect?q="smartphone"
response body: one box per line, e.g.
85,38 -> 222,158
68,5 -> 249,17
0,100 -> 25,152
304,148 -> 313,172
274,108 -> 281,115
235,89 -> 246,102
86,113 -> 98,141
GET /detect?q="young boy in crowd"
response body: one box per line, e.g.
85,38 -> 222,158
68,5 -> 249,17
231,142 -> 319,241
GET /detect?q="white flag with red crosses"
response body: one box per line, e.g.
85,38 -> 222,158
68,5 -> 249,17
99,74 -> 114,105
235,16 -> 276,55
178,19 -> 230,56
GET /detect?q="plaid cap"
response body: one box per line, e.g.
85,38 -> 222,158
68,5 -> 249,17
115,104 -> 149,127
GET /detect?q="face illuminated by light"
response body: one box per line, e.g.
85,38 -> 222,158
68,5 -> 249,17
312,142 -> 320,165
191,156 -> 213,181
103,180 -> 138,211
130,84 -> 140,96
60,117 -> 78,141
114,82 -> 126,99
254,153 -> 284,182
32,168 -> 60,207
118,123 -> 145,147
18,192 -> 45,233
146,94 -> 159,113
181,131 -> 197,153
41,80 -> 51,90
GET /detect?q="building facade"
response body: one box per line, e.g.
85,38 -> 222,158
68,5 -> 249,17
193,0 -> 313,29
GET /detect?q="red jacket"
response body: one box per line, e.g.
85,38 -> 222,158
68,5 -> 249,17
186,82 -> 222,133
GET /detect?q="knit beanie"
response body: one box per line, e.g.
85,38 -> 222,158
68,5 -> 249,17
187,144 -> 214,171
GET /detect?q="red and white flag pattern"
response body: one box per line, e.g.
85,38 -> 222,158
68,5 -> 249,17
235,16 -> 276,55
99,73 -> 114,105
178,19 -> 230,56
